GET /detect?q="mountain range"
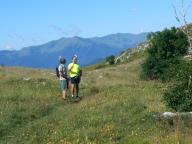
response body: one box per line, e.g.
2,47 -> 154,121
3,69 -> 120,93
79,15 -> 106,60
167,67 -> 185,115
0,33 -> 148,68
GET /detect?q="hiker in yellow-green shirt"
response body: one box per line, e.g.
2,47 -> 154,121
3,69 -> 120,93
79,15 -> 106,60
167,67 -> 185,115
68,55 -> 82,99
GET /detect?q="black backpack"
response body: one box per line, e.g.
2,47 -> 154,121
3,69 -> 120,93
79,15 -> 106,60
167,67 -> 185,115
56,67 -> 60,78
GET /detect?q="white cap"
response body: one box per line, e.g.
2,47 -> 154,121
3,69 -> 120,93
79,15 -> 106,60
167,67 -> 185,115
74,54 -> 77,58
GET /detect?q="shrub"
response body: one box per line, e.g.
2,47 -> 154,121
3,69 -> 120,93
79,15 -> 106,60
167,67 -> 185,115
141,27 -> 188,81
106,55 -> 115,65
163,60 -> 192,112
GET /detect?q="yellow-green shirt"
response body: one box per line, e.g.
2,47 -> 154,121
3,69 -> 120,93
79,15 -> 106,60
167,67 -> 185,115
68,63 -> 81,78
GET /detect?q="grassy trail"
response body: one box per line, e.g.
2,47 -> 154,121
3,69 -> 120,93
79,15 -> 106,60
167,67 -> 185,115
0,58 -> 192,144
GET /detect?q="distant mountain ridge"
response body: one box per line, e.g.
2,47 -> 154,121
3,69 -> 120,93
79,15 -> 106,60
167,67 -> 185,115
0,33 -> 148,68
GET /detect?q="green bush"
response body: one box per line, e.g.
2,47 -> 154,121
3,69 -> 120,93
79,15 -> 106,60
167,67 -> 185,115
163,60 -> 192,112
141,27 -> 188,81
106,55 -> 115,65
142,27 -> 192,111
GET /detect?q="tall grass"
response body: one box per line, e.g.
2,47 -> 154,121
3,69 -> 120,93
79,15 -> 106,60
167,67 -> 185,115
0,60 -> 192,143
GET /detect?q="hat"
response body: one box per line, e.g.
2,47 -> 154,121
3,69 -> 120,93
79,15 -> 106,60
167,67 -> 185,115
72,54 -> 77,63
59,56 -> 66,64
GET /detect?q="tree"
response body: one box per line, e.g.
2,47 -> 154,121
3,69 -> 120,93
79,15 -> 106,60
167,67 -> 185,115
173,0 -> 192,55
164,0 -> 192,112
106,55 -> 115,65
141,27 -> 188,80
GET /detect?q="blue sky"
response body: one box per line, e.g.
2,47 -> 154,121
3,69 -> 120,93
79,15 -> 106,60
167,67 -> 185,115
0,0 -> 192,50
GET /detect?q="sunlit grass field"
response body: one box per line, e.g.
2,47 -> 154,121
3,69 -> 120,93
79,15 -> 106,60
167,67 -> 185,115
0,55 -> 192,143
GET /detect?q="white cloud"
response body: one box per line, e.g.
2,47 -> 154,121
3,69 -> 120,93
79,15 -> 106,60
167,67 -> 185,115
4,43 -> 14,50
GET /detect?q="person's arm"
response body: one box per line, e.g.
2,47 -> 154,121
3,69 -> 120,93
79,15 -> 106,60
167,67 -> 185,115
62,67 -> 67,79
79,69 -> 82,76
59,65 -> 66,79
78,64 -> 82,76
58,65 -> 62,77
68,63 -> 74,72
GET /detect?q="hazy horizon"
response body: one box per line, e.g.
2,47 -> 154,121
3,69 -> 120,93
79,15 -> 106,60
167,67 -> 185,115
0,0 -> 192,50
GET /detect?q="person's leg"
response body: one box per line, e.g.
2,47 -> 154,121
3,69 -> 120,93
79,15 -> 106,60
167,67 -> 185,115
62,90 -> 67,99
70,78 -> 75,97
61,80 -> 67,100
74,76 -> 80,98
75,84 -> 79,96
71,83 -> 75,97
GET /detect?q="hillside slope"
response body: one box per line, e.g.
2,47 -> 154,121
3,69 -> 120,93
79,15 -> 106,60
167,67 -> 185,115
0,33 -> 147,68
0,53 -> 192,143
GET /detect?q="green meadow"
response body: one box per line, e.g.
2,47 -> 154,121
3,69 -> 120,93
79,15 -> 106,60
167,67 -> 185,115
0,54 -> 192,144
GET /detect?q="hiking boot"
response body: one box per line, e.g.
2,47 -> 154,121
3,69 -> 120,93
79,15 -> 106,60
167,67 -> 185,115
71,96 -> 75,99
75,95 -> 81,99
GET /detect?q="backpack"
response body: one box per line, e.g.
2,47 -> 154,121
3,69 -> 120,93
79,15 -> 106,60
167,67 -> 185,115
56,67 -> 60,78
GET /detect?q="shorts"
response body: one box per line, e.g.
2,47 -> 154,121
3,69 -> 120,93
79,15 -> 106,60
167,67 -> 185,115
70,76 -> 80,84
60,80 -> 68,91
